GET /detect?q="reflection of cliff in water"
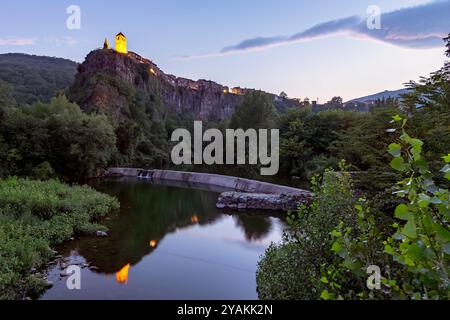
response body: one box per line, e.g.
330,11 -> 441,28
63,178 -> 280,276
66,179 -> 223,274
233,215 -> 273,241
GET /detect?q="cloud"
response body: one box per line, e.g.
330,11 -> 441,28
0,36 -> 80,47
0,38 -> 37,46
46,36 -> 80,47
177,0 -> 450,60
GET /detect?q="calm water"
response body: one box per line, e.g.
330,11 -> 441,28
40,178 -> 285,300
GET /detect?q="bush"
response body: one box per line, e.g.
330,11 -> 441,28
257,117 -> 450,300
321,117 -> 450,300
0,178 -> 119,299
256,163 -> 357,300
0,95 -> 117,178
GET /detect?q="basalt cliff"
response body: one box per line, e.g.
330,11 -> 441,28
68,49 -> 299,124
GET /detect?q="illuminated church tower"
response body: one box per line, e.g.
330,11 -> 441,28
115,32 -> 127,54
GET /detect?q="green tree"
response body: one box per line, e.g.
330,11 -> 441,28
0,95 -> 117,178
229,91 -> 278,130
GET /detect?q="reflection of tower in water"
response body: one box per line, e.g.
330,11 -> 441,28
116,263 -> 130,285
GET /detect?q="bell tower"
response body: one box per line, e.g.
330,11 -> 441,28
115,32 -> 127,54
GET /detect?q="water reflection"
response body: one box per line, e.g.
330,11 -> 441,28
234,215 -> 273,241
116,264 -> 130,285
69,178 -> 225,273
42,178 -> 285,300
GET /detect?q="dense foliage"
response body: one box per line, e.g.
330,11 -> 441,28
0,95 -> 117,179
257,165 -> 357,299
257,36 -> 450,300
319,118 -> 449,300
257,128 -> 450,299
0,53 -> 77,105
0,178 -> 119,299
229,91 -> 278,130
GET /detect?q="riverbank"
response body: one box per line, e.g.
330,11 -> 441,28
39,178 -> 285,300
0,178 -> 119,300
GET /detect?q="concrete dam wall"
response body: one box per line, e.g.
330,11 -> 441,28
107,168 -> 313,211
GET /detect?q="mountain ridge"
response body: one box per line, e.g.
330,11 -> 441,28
349,88 -> 410,103
0,53 -> 78,105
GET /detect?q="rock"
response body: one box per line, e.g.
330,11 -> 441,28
238,203 -> 247,210
216,191 -> 313,212
96,231 -> 108,237
89,266 -> 99,271
44,280 -> 54,288
60,270 -> 69,277
216,203 -> 226,209
69,49 -> 302,126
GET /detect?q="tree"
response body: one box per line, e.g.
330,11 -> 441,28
0,95 -> 117,178
229,91 -> 278,130
0,80 -> 15,116
328,96 -> 343,108
279,91 -> 288,99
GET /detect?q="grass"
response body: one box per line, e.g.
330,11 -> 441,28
0,178 -> 119,300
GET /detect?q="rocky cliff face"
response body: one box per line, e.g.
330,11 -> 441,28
69,49 -> 300,124
69,49 -> 244,123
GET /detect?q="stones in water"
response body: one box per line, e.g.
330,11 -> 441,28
96,231 -> 108,237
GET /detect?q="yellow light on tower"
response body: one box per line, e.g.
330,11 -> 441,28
115,32 -> 127,54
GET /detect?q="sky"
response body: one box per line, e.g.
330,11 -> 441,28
0,0 -> 449,102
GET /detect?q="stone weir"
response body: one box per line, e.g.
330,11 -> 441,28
107,168 -> 313,212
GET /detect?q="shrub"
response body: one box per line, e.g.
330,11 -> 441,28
321,116 -> 450,300
0,178 -> 119,299
257,117 -> 450,300
256,162 -> 357,300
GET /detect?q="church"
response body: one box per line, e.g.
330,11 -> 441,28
104,32 -> 127,54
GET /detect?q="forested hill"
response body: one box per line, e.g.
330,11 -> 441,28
349,89 -> 410,103
0,53 -> 78,105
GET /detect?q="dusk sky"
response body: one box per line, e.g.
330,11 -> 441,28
1,0 -> 449,101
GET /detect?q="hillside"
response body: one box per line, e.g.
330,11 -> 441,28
349,88 -> 410,103
0,53 -> 78,105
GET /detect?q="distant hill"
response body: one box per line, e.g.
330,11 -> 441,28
0,53 -> 78,105
349,89 -> 410,103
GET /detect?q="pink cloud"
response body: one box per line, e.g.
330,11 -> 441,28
0,38 -> 37,46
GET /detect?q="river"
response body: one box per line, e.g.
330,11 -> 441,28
40,177 -> 285,300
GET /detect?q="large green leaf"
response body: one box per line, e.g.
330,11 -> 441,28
390,157 -> 407,172
434,224 -> 450,244
409,138 -> 424,149
443,154 -> 450,163
392,115 -> 402,122
388,143 -> 402,157
395,204 -> 413,221
402,220 -> 417,239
